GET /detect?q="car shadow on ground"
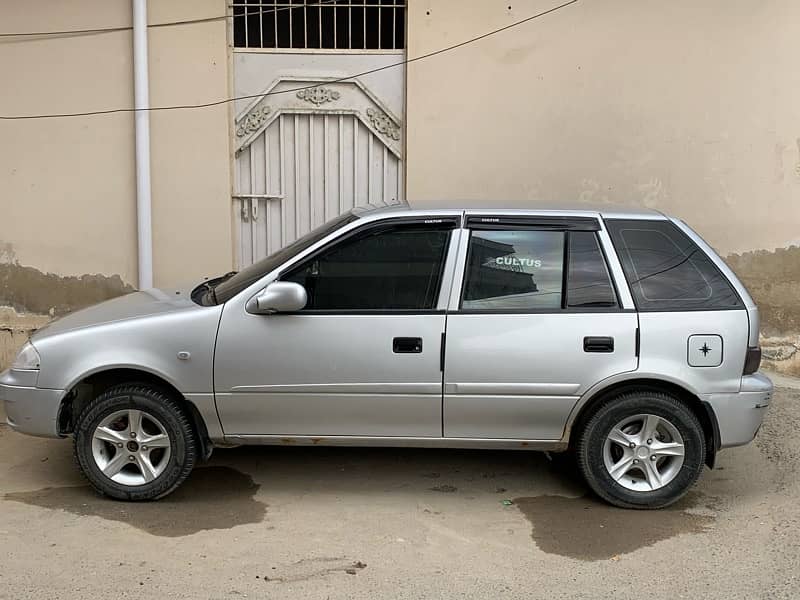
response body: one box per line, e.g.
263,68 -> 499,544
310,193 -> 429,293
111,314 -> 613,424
3,440 -> 722,556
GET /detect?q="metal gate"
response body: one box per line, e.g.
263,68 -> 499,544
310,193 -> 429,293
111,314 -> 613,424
229,0 -> 406,268
235,91 -> 403,265
231,2 -> 406,268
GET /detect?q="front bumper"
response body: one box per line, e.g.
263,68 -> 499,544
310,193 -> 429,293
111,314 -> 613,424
0,369 -> 64,438
705,373 -> 773,449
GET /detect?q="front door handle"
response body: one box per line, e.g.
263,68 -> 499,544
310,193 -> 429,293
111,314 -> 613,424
584,336 -> 614,353
393,337 -> 423,353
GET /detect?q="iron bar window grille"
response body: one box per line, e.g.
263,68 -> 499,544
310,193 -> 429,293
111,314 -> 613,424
231,1 -> 406,50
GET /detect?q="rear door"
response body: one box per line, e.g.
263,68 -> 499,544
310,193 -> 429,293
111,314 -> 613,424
442,215 -> 638,440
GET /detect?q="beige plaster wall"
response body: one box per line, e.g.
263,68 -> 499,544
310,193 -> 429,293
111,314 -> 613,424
0,0 -> 138,284
148,0 -> 233,287
406,0 -> 800,255
0,0 -> 232,292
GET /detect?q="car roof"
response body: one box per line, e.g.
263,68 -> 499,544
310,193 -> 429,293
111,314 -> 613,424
352,200 -> 666,220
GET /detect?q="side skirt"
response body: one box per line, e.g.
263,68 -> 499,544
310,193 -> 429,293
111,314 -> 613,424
222,434 -> 567,452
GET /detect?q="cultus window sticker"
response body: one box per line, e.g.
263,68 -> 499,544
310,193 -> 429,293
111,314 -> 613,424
494,256 -> 542,268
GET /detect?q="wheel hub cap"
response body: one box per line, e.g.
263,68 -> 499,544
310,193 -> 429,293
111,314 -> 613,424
91,409 -> 172,487
602,413 -> 685,492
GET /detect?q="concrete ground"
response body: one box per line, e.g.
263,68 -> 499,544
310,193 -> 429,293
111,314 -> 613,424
1,376 -> 799,600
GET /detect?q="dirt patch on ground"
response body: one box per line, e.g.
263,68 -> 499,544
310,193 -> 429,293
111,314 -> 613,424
755,386 -> 800,493
4,466 -> 266,537
513,492 -> 717,560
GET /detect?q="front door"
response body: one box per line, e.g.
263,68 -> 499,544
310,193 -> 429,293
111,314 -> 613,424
214,218 -> 457,437
443,217 -> 639,440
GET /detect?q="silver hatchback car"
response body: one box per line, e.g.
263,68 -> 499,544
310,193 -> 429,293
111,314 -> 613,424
1,204 -> 772,508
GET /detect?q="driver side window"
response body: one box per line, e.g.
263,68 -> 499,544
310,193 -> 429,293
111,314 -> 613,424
283,223 -> 452,311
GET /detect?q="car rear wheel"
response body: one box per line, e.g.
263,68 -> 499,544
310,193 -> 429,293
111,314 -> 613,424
576,391 -> 705,509
74,383 -> 197,501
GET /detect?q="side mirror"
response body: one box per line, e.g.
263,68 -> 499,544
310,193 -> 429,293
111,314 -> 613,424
246,282 -> 307,314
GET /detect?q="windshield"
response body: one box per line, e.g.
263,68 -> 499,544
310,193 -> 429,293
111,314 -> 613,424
211,211 -> 360,304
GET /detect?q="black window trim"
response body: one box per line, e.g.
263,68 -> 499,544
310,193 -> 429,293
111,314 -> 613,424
595,227 -> 626,310
565,230 -> 621,310
456,226 -> 624,315
605,218 -> 745,313
276,215 -> 460,315
465,215 -> 601,231
560,231 -> 570,308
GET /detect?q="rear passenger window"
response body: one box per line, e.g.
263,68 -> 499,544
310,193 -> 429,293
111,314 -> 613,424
462,230 -> 565,310
605,219 -> 742,311
460,229 -> 618,311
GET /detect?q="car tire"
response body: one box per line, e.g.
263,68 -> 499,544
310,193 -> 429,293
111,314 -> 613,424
576,391 -> 705,509
73,383 -> 197,501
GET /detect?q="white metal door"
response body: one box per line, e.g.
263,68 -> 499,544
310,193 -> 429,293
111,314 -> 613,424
235,109 -> 403,266
231,1 -> 406,268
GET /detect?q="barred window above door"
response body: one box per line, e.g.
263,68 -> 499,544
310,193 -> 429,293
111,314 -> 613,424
232,1 -> 406,50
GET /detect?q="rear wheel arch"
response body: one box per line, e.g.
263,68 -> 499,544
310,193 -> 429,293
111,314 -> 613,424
567,378 -> 719,468
57,367 -> 212,460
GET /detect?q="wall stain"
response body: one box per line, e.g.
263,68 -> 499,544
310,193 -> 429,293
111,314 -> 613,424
3,466 -> 267,537
725,246 -> 800,338
513,492 -> 717,561
795,137 -> 800,177
0,261 -> 133,316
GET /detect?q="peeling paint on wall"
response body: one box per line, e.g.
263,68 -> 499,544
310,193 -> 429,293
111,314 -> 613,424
0,260 -> 134,369
0,262 -> 134,317
0,307 -> 51,369
726,246 -> 800,376
725,246 -> 800,336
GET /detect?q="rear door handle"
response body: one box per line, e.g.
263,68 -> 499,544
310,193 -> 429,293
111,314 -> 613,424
393,337 -> 423,353
584,336 -> 614,353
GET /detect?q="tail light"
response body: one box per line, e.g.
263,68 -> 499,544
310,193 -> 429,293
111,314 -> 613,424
743,346 -> 761,375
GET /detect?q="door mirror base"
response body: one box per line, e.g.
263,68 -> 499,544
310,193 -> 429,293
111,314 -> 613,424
246,282 -> 308,314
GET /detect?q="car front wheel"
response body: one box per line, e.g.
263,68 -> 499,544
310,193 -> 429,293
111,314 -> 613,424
576,391 -> 706,509
74,383 -> 197,501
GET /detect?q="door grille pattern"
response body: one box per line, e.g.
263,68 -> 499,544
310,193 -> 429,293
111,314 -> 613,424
235,112 -> 403,267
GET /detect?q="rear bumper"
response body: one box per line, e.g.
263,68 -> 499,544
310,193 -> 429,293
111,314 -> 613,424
704,373 -> 773,449
0,369 -> 64,438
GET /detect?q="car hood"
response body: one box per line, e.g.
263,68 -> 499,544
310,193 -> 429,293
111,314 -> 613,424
31,285 -> 202,340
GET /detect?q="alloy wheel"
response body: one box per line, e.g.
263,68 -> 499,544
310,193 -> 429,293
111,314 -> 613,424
91,409 -> 172,486
602,413 -> 685,492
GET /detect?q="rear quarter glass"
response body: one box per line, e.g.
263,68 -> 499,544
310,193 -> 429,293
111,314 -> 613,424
604,219 -> 743,311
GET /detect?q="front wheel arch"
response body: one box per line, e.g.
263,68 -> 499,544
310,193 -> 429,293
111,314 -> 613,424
57,367 -> 212,460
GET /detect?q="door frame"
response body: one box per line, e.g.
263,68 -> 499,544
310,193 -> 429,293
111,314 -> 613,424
440,213 -> 640,440
445,211 -> 636,312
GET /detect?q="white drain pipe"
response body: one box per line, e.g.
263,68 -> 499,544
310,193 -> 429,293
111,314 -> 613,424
132,0 -> 153,289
